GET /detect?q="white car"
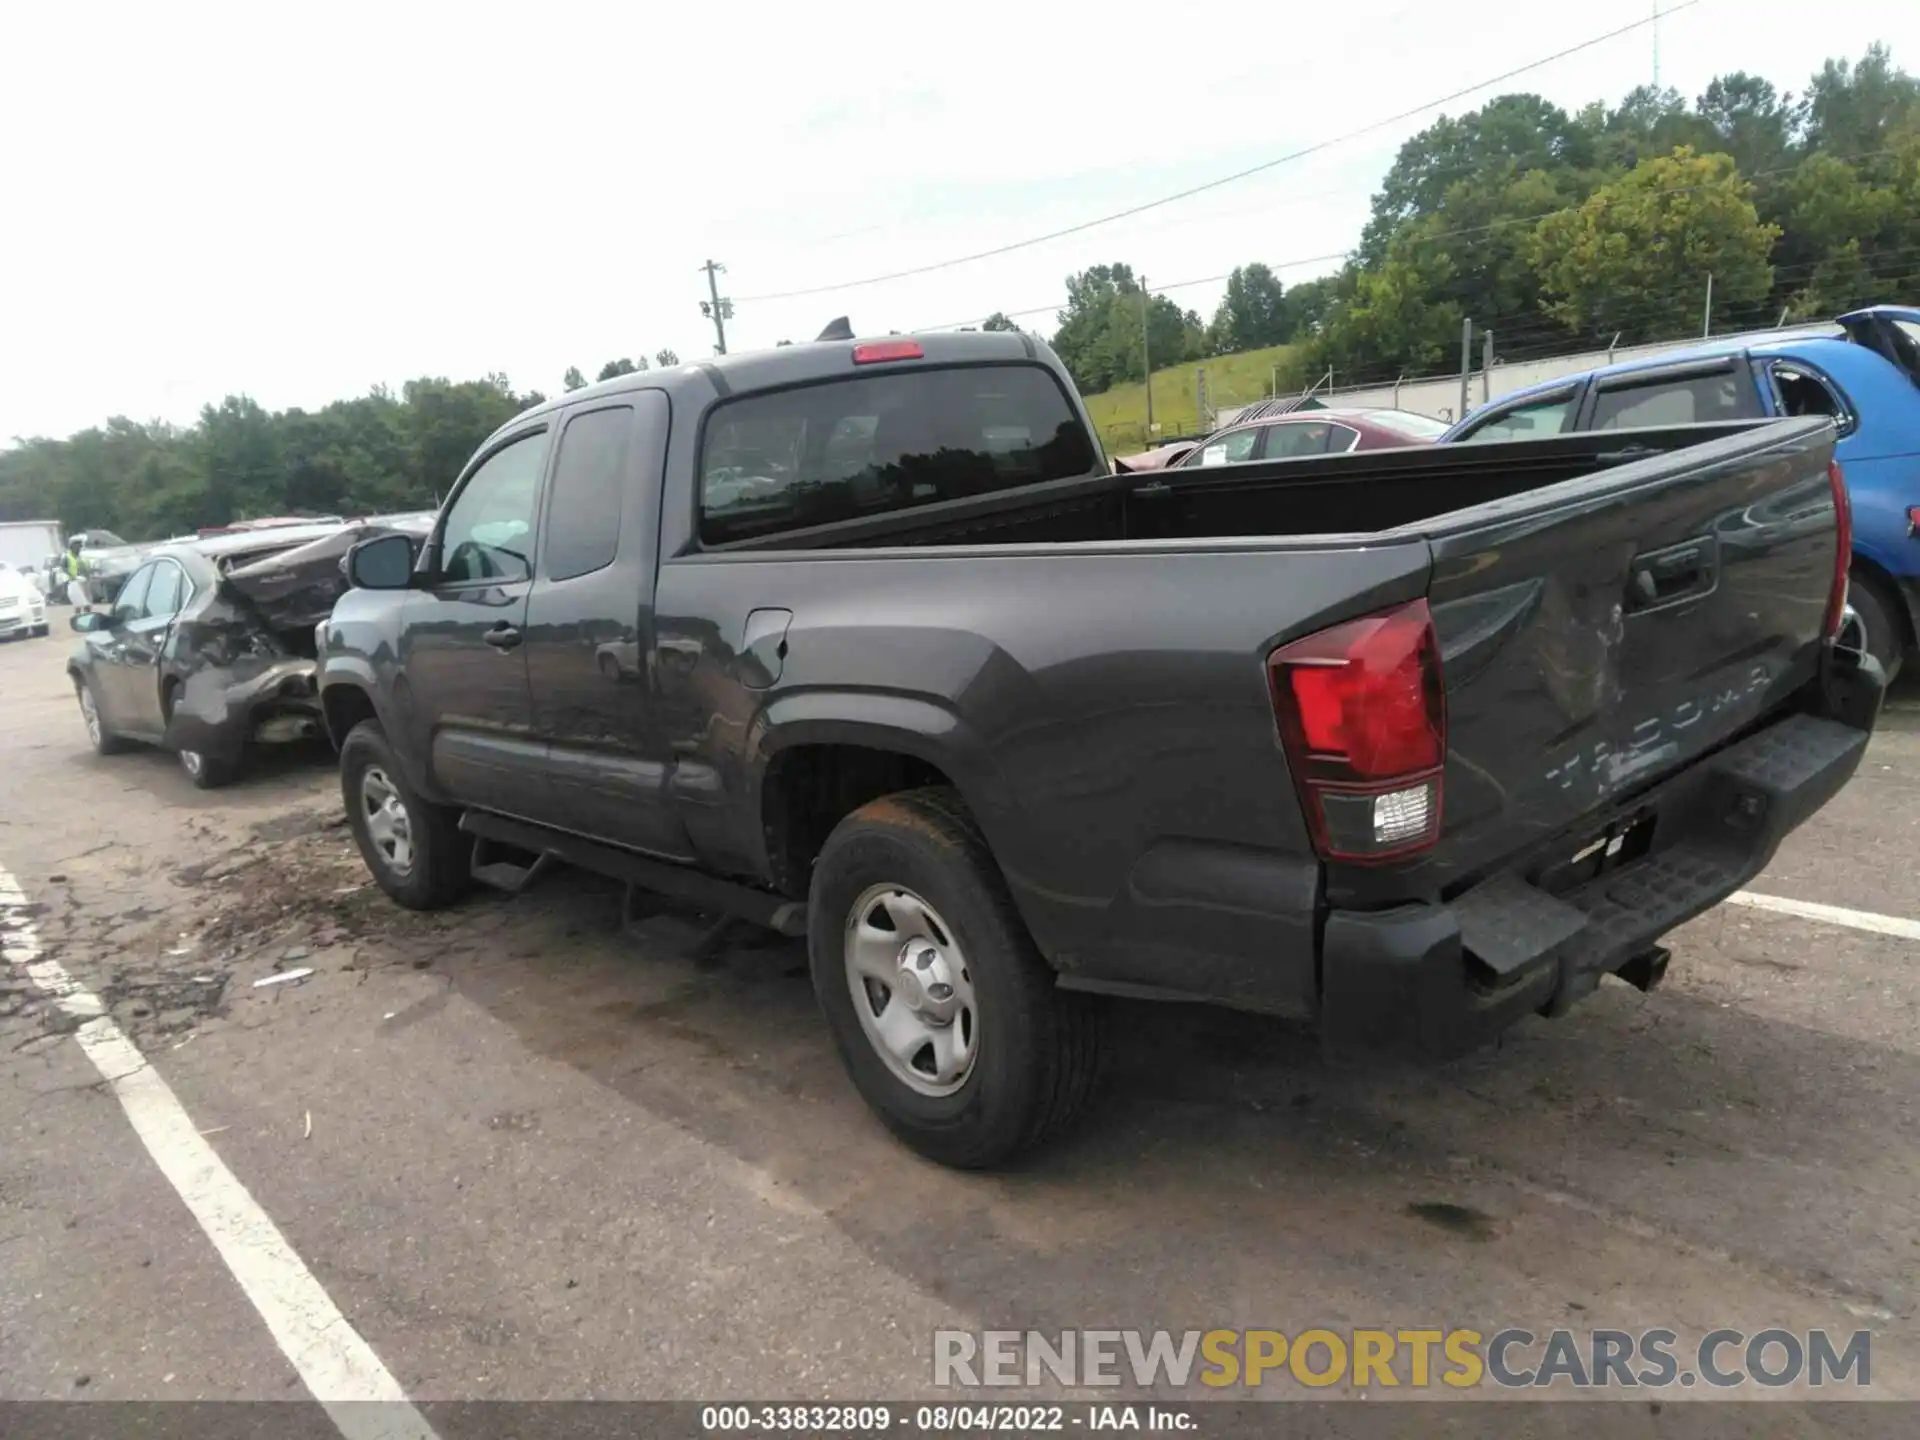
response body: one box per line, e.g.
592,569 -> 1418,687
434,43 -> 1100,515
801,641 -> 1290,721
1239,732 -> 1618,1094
0,561 -> 50,640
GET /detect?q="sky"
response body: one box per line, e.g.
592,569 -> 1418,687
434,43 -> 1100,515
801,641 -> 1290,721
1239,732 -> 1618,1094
1,0 -> 1916,442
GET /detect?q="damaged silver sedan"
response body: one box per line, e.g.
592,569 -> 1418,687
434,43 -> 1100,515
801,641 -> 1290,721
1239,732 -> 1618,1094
66,516 -> 431,787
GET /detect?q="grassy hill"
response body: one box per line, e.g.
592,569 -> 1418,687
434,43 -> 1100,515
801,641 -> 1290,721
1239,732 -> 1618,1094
1081,343 -> 1300,454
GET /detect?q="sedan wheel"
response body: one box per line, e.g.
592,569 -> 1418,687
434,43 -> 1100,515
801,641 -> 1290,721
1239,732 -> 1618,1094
359,765 -> 416,878
79,683 -> 102,746
75,677 -> 128,755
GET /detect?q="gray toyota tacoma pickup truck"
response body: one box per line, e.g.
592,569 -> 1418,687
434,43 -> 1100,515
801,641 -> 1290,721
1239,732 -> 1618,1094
317,329 -> 1882,1166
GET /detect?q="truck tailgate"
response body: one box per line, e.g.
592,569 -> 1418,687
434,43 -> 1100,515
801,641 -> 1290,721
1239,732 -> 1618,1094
1410,417 -> 1841,890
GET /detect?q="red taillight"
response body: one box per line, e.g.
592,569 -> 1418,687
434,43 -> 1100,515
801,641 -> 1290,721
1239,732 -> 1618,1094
1824,459 -> 1852,641
852,339 -> 924,364
1268,599 -> 1446,863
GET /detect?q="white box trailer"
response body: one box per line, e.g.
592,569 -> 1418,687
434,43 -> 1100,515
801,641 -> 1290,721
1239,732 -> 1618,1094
0,519 -> 64,574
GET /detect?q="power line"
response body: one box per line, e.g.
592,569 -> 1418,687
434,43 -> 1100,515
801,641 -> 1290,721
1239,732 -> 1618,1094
733,3 -> 1701,305
920,255 -> 1348,332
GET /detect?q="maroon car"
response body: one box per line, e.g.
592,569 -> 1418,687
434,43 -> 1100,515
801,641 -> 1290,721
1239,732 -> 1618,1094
1119,406 -> 1448,471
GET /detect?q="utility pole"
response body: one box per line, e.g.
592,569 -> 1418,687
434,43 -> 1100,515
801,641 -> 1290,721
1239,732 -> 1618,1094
1481,328 -> 1494,404
699,260 -> 732,355
1458,317 -> 1474,421
1703,272 -> 1714,338
1139,275 -> 1154,434
1652,1 -> 1661,90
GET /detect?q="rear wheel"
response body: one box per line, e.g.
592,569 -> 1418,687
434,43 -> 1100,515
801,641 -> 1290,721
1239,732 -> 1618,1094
163,683 -> 239,788
1849,567 -> 1906,683
74,676 -> 130,755
176,746 -> 239,790
808,787 -> 1105,1168
340,719 -> 471,910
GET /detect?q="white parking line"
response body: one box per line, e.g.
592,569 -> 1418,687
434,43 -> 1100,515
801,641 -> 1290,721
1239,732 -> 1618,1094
1726,890 -> 1920,942
0,864 -> 437,1440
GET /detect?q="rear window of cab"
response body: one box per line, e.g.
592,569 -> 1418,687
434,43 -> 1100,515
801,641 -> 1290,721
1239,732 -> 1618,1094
697,363 -> 1099,545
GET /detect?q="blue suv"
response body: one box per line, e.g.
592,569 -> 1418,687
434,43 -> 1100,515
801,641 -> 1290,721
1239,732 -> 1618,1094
1445,306 -> 1920,679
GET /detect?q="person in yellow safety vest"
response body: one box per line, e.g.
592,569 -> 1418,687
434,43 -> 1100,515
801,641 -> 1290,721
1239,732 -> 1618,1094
62,537 -> 92,608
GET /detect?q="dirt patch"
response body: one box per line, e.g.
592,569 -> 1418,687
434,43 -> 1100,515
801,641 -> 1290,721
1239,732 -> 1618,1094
248,809 -> 343,845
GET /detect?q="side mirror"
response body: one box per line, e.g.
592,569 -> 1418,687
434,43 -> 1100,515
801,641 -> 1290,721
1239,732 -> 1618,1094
70,610 -> 104,633
347,533 -> 418,591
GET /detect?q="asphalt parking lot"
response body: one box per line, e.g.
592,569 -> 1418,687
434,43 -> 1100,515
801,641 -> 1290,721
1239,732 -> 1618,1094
4,613 -> 1920,1417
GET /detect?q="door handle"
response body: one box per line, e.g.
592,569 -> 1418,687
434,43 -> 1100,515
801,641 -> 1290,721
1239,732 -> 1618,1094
484,624 -> 523,650
1625,536 -> 1718,613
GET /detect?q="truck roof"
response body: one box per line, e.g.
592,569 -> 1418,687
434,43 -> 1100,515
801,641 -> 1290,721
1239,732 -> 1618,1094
498,330 -> 1046,442
1470,309 -> 1920,415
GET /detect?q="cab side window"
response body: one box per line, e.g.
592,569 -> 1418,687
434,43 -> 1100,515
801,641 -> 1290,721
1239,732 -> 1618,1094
438,431 -> 549,585
541,407 -> 632,582
1768,362 -> 1854,436
1459,395 -> 1575,443
1589,371 -> 1749,430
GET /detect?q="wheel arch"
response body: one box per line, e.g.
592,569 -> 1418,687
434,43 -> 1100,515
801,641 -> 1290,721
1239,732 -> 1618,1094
750,693 -> 1025,904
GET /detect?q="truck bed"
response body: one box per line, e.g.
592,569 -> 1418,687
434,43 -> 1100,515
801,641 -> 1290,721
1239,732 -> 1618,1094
711,421 -> 1780,553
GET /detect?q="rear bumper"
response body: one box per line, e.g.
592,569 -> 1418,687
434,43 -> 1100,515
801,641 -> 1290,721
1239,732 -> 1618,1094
1320,657 -> 1882,1060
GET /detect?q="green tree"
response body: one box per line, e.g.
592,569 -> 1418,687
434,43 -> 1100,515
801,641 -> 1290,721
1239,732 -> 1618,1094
1802,43 -> 1920,157
1772,150 -> 1905,313
655,349 -> 679,367
1530,147 -> 1779,341
1278,275 -> 1341,340
562,366 -> 588,391
1311,240 -> 1462,381
980,312 -> 1021,332
1594,85 -> 1721,171
596,358 -> 641,380
1361,94 -> 1598,262
1050,263 -> 1140,392
1695,72 -> 1797,177
1207,263 -> 1287,354
196,397 -> 284,526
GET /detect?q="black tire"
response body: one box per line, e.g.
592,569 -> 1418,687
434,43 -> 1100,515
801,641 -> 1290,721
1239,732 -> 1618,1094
808,786 -> 1105,1168
1849,567 -> 1906,684
339,719 -> 471,910
162,683 -> 240,789
74,675 -> 131,755
177,746 -> 239,789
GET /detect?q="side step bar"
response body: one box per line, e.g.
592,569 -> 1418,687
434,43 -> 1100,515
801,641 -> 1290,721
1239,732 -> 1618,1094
457,809 -> 809,938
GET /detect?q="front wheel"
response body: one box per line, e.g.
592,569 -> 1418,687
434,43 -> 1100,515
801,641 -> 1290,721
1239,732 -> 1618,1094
74,676 -> 130,755
339,719 -> 471,910
808,787 -> 1105,1168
